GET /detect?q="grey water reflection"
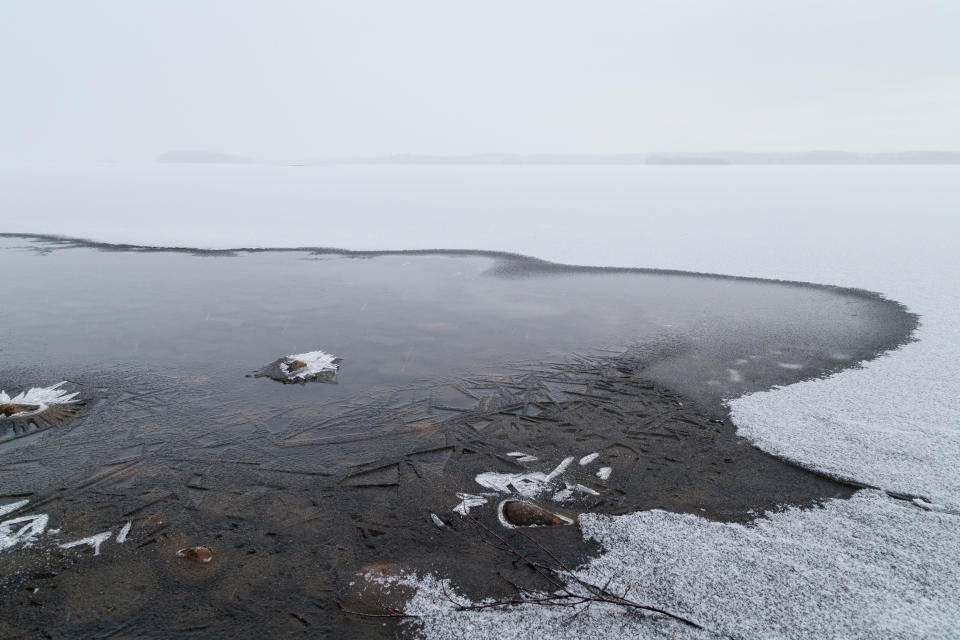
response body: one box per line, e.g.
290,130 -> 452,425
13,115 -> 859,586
0,236 -> 914,639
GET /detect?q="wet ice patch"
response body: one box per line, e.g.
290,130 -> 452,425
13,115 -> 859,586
254,349 -> 342,384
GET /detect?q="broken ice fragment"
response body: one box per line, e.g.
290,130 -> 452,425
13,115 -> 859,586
1,513 -> 49,551
573,483 -> 600,496
544,456 -> 575,482
453,493 -> 488,516
579,452 -> 599,465
0,500 -> 29,519
475,471 -> 552,498
596,467 -> 613,480
254,350 -> 342,384
116,521 -> 132,543
60,531 -> 112,556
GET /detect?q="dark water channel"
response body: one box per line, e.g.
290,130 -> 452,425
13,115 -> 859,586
0,235 -> 915,638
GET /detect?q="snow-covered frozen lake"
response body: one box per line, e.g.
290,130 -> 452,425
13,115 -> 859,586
2,164 -> 958,638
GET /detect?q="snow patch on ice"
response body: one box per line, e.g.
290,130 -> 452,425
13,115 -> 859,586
397,492 -> 960,639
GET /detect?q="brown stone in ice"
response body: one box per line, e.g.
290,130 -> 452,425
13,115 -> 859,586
501,500 -> 572,527
0,403 -> 40,417
176,546 -> 214,564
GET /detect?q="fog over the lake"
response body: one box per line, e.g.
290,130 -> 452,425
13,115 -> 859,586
1,0 -> 958,165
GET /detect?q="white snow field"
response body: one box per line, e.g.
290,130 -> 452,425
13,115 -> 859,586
2,164 -> 959,637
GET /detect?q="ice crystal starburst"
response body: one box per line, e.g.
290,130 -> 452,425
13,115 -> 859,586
0,381 -> 82,425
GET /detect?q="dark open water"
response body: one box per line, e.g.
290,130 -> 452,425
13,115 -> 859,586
0,235 -> 915,638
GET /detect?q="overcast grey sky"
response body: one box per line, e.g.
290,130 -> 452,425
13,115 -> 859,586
0,0 -> 957,163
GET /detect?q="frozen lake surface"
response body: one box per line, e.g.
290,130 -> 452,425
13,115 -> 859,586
1,165 -> 959,638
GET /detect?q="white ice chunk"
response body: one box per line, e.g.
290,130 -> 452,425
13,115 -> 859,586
506,451 -> 538,462
578,453 -> 599,466
573,484 -> 600,496
452,493 -> 488,516
116,521 -> 132,543
0,500 -> 29,519
596,467 -> 613,480
1,513 -> 49,551
543,456 -> 575,483
59,531 -> 112,556
475,472 -> 552,498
